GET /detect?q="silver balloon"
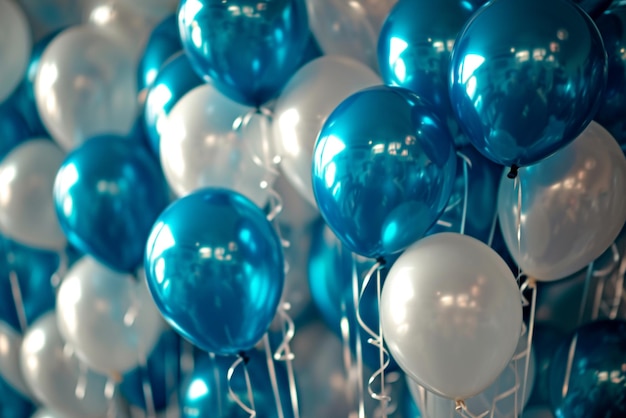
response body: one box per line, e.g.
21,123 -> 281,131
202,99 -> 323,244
18,0 -> 83,41
118,0 -> 177,20
381,232 -> 523,400
0,321 -> 32,398
0,0 -> 31,102
56,257 -> 163,375
20,312 -> 112,418
274,173 -> 319,228
279,222 -> 315,321
160,84 -> 276,208
305,0 -> 397,72
34,25 -> 138,151
272,56 -> 381,206
498,121 -> 626,281
0,139 -> 67,251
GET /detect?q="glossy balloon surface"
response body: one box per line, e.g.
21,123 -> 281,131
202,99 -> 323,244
54,135 -> 169,272
0,103 -> 29,168
137,14 -> 182,91
573,0 -> 613,18
145,188 -> 284,354
449,0 -> 607,167
312,85 -> 456,258
0,0 -> 32,103
0,322 -> 31,397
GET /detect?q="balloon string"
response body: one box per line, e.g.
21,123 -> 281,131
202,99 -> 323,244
263,334 -> 286,418
486,210 -> 498,249
273,304 -> 300,418
519,277 -> 536,418
455,400 -> 489,418
456,151 -> 472,236
514,175 -> 523,285
561,333 -> 578,399
227,354 -> 257,418
75,354 -> 88,400
578,262 -> 595,325
350,253 -> 366,418
233,107 -> 281,178
8,265 -> 28,333
591,243 -> 623,320
138,343 -> 157,418
355,261 -> 391,417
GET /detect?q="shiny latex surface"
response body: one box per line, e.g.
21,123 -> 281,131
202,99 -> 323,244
0,0 -> 32,103
137,14 -> 182,92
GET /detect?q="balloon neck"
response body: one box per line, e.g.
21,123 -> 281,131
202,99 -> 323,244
239,351 -> 251,365
376,256 -> 387,266
507,164 -> 519,179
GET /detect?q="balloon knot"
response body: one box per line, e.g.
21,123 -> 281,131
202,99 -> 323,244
239,351 -> 250,365
507,164 -> 519,179
376,257 -> 386,266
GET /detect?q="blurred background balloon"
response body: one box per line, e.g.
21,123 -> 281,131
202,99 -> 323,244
279,223 -> 315,322
523,406 -> 555,418
548,320 -> 626,417
273,56 -> 381,207
306,0 -> 397,72
0,102 -> 30,162
160,84 -> 275,207
498,121 -> 626,281
119,0 -> 177,20
572,0 -> 613,19
527,324 -> 565,407
136,14 -> 181,93
34,25 -> 138,151
312,85 -> 456,259
449,0 -> 607,168
0,372 -> 35,418
0,322 -> 31,397
273,173 -> 319,229
178,0 -> 310,106
0,139 -> 66,251
54,135 -> 169,272
56,257 -> 163,375
0,0 -> 32,103
17,0 -> 82,41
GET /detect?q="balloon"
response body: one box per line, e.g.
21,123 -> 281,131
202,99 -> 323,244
121,0 -> 178,21
273,56 -> 381,206
0,373 -> 35,418
426,145 -> 501,243
30,409 -> 66,418
273,173 -> 319,229
0,0 -> 32,103
0,140 -> 66,250
0,102 -> 30,161
297,34 -> 324,70
497,121 -> 626,281
548,320 -> 626,417
522,406 -> 555,418
381,232 -> 523,400
178,0 -> 309,106
160,84 -> 275,208
145,188 -> 285,355
311,85 -> 456,259
120,329 -> 180,411
0,322 -> 31,397
56,257 -> 163,374
20,312 -> 112,418
306,0 -> 397,72
0,234 -> 58,333
137,14 -> 182,92
527,324 -> 565,406
144,52 -> 203,155
54,135 -> 169,272
17,0 -> 82,41
377,0 -> 477,120
573,0 -> 613,19
181,350 -> 294,418
449,0 -> 607,168
34,25 -> 138,151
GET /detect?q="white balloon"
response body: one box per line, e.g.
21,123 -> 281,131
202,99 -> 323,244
381,232 -> 523,401
0,139 -> 66,250
161,84 -> 276,207
35,25 -> 138,151
56,257 -> 163,374
119,0 -> 178,20
272,56 -> 381,206
0,321 -> 32,398
0,0 -> 32,102
273,173 -> 319,228
18,0 -> 83,41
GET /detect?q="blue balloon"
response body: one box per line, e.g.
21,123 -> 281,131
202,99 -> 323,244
178,0 -> 310,106
54,135 -> 170,272
404,384 -> 422,418
145,188 -> 285,355
0,102 -> 29,161
527,324 -> 564,406
311,85 -> 456,259
181,350 -> 293,418
0,374 -> 35,418
548,320 -> 626,417
573,0 -> 613,19
144,52 -> 203,155
297,34 -> 324,70
308,221 -> 399,372
0,234 -> 58,333
449,0 -> 607,168
120,330 -> 181,411
138,15 -> 182,92
427,145 -> 501,243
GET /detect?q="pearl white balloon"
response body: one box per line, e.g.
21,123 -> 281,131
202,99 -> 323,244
161,84 -> 276,207
56,257 -> 163,375
0,139 -> 66,251
35,25 -> 138,151
381,232 -> 523,401
0,321 -> 32,398
0,0 -> 32,102
272,56 -> 381,206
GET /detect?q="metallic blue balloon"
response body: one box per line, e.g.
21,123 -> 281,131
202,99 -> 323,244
426,145 -> 501,243
181,351 -> 293,418
120,330 -> 181,411
449,0 -> 607,168
144,52 -> 203,155
311,85 -> 456,259
527,324 -> 564,406
573,0 -> 613,19
0,234 -> 58,333
548,320 -> 626,417
178,0 -> 310,106
145,188 -> 285,355
54,135 -> 170,273
0,374 -> 35,418
0,103 -> 29,161
138,15 -> 182,92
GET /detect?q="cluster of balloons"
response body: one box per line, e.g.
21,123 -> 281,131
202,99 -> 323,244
0,0 -> 626,417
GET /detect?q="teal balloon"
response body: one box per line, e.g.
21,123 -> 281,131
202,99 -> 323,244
178,0 -> 310,106
572,0 -> 612,18
145,188 -> 285,355
311,85 -> 456,259
0,102 -> 29,161
449,0 -> 607,168
0,374 -> 35,418
549,320 -> 626,417
138,15 -> 182,91
53,135 -> 170,272
144,52 -> 203,155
